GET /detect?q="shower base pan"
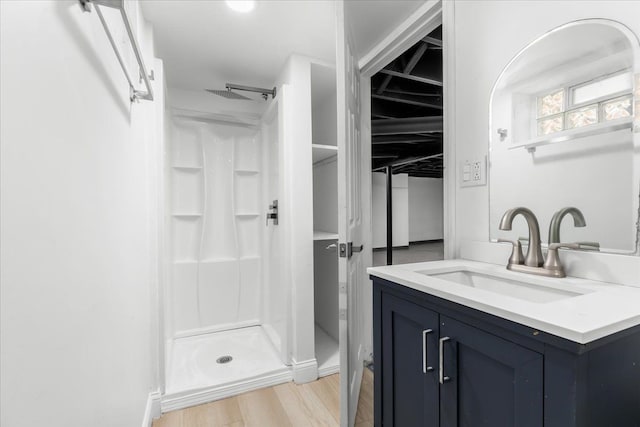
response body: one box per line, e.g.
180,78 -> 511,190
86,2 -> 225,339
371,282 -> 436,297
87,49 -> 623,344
162,326 -> 291,412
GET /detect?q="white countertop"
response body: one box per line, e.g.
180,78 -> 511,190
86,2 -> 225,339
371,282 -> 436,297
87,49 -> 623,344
367,259 -> 640,344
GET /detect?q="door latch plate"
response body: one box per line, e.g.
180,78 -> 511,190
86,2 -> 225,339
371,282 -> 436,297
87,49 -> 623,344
339,243 -> 347,258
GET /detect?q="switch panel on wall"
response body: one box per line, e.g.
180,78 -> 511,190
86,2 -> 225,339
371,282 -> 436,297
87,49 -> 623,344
460,156 -> 487,187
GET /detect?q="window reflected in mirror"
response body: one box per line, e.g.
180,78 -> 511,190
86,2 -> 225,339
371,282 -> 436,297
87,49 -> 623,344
535,70 -> 632,136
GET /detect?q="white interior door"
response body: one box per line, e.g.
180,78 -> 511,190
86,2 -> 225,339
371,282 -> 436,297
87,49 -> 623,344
337,2 -> 365,426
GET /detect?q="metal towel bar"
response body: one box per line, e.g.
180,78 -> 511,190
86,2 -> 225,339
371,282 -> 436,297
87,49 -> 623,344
79,0 -> 154,102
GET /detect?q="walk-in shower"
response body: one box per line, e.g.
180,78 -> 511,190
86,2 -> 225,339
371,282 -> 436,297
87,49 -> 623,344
162,97 -> 288,411
161,61 -> 340,411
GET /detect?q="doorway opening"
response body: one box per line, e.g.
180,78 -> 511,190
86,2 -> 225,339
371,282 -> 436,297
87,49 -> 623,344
370,25 -> 445,267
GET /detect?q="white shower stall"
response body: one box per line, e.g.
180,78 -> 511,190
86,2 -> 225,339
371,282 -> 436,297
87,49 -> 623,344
159,56 -> 339,411
161,96 -> 291,408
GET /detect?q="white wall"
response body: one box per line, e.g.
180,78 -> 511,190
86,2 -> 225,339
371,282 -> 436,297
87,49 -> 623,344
261,100 -> 290,363
1,1 -> 160,426
372,172 -> 409,248
311,63 -> 338,147
313,239 -> 339,341
313,160 -> 338,340
313,159 -> 338,233
449,0 -> 640,256
408,177 -> 444,241
275,55 -> 317,376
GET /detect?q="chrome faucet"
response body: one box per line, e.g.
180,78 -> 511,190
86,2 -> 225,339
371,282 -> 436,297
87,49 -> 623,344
499,207 -> 599,278
499,207 -> 544,267
548,207 -> 585,244
549,207 -> 600,251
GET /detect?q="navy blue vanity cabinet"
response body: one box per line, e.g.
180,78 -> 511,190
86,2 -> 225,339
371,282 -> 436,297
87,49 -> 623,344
380,293 -> 440,426
372,276 -> 640,427
439,315 -> 543,427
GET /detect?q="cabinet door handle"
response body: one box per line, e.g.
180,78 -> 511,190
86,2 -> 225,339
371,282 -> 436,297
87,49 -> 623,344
439,336 -> 451,384
422,329 -> 433,373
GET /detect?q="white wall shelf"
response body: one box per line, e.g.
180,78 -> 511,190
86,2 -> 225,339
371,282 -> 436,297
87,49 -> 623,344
199,257 -> 238,263
172,213 -> 203,218
312,144 -> 338,164
235,213 -> 260,217
234,169 -> 260,175
172,165 -> 203,171
313,230 -> 338,241
510,117 -> 633,152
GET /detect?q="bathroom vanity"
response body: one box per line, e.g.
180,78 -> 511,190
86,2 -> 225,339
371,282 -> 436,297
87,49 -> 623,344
369,260 -> 640,427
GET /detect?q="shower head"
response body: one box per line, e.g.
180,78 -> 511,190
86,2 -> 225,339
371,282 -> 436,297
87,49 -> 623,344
205,89 -> 251,100
206,83 -> 277,101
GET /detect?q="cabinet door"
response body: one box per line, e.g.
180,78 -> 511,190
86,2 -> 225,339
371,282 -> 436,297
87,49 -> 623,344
381,293 -> 440,427
439,316 -> 543,427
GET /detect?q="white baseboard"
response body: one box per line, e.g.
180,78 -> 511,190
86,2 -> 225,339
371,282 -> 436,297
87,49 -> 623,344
318,363 -> 340,378
142,390 -> 162,427
292,358 -> 318,384
161,368 -> 292,413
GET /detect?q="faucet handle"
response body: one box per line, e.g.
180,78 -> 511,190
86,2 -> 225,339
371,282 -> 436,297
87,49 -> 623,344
543,243 -> 581,277
543,241 -> 600,277
498,238 -> 525,265
575,241 -> 600,251
548,242 -> 580,251
548,242 -> 599,251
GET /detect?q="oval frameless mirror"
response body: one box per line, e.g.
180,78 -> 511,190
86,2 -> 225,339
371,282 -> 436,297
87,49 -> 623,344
489,19 -> 640,255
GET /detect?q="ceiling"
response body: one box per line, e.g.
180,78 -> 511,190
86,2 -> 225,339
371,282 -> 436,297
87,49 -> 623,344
346,0 -> 427,60
141,1 -> 337,93
370,26 -> 443,178
142,1 -> 441,176
142,1 -> 427,93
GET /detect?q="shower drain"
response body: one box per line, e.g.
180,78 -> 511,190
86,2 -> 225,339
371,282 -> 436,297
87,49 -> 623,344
216,355 -> 233,364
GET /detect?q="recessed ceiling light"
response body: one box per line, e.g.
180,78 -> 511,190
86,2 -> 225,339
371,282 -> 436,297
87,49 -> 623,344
226,0 -> 255,13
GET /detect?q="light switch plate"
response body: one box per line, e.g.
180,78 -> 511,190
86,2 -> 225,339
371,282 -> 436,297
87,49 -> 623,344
460,156 -> 487,187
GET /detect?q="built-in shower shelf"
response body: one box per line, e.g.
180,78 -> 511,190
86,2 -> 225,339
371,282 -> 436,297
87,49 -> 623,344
235,213 -> 260,217
172,165 -> 203,171
172,213 -> 203,218
234,169 -> 259,175
200,257 -> 238,263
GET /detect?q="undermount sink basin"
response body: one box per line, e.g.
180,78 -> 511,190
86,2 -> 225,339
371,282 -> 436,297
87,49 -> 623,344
418,269 -> 589,303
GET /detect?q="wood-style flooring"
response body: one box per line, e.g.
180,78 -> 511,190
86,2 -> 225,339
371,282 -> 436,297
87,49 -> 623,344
153,370 -> 374,427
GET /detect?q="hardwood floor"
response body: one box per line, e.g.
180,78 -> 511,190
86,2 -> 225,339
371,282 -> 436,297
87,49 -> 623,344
153,370 -> 374,427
